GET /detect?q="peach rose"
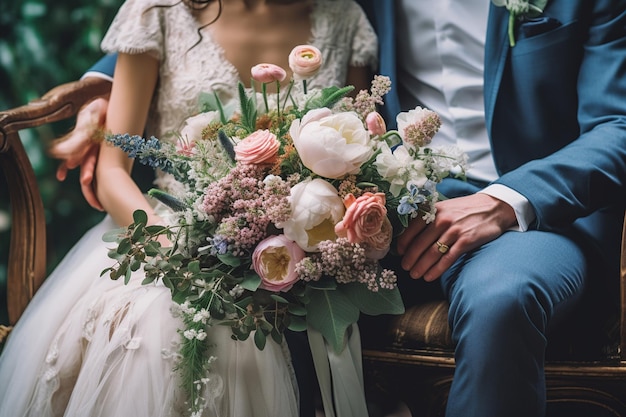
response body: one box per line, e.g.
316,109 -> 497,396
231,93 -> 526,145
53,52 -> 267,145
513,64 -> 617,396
334,192 -> 387,244
288,45 -> 323,79
363,216 -> 393,260
234,129 -> 280,164
253,235 -> 305,292
251,63 -> 287,84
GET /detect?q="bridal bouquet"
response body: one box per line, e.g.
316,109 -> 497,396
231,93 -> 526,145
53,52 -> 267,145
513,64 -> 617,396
103,45 -> 467,415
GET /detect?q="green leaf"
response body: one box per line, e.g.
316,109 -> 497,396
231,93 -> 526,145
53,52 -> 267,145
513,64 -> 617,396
340,283 -> 405,316
123,267 -> 132,285
241,271 -> 261,291
145,225 -> 168,234
102,228 -> 126,243
116,238 -> 132,255
270,294 -> 289,304
287,303 -> 307,316
148,189 -> 189,212
287,315 -> 308,332
254,329 -> 267,350
188,260 -> 201,274
306,277 -> 338,290
133,209 -> 148,226
217,252 -> 242,267
238,82 -> 257,133
306,289 -> 360,353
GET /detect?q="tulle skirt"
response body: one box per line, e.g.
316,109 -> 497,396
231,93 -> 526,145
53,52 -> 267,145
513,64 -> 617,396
0,215 -> 299,417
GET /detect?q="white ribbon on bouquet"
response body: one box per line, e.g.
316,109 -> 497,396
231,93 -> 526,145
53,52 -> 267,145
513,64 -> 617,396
307,323 -> 369,417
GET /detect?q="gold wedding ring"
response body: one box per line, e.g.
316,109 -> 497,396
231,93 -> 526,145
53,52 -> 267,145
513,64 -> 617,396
436,241 -> 450,254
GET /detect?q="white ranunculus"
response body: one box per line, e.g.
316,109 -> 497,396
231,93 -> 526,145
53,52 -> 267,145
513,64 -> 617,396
279,178 -> 345,252
180,111 -> 221,141
290,108 -> 373,179
374,143 -> 427,197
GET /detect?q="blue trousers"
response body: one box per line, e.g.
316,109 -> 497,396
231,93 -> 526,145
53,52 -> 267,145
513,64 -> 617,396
430,178 -> 588,417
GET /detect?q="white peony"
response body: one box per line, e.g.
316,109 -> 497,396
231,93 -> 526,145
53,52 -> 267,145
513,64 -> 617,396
289,108 -> 373,179
374,143 -> 428,197
180,111 -> 221,142
279,178 -> 345,252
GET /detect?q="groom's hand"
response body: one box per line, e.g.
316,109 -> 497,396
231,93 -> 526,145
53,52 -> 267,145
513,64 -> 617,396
396,193 -> 517,281
49,97 -> 108,211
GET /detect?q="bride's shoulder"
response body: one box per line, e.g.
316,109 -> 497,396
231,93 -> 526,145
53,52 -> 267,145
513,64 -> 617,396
313,0 -> 368,17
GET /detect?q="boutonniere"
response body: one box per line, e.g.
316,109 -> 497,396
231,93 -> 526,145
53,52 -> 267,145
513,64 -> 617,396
492,0 -> 548,47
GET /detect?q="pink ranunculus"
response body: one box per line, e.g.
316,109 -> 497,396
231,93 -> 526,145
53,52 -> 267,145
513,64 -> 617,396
365,111 -> 387,136
253,235 -> 305,292
234,129 -> 280,164
288,45 -> 323,79
363,216 -> 393,260
334,192 -> 387,244
251,63 -> 287,84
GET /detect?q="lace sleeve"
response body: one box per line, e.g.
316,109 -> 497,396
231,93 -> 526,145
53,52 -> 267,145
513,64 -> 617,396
348,2 -> 378,69
100,0 -> 166,60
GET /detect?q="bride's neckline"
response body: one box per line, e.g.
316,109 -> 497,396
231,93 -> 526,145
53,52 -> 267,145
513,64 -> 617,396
181,0 -> 320,86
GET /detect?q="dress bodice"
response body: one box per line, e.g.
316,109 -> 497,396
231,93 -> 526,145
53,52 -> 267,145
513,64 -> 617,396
101,0 -> 378,142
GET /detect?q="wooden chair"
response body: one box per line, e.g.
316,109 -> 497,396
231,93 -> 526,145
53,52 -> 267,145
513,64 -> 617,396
0,76 -> 110,339
2,79 -> 625,416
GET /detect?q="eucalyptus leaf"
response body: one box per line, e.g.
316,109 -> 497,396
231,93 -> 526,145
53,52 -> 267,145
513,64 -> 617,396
117,238 -> 132,255
287,315 -> 307,332
102,228 -> 126,243
340,282 -> 405,316
217,252 -> 241,267
306,289 -> 360,353
133,209 -> 148,226
254,329 -> 267,350
270,294 -> 289,304
241,271 -> 261,291
287,303 -> 307,316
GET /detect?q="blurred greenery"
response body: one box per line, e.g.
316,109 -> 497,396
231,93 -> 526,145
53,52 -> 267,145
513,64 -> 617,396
0,0 -> 122,326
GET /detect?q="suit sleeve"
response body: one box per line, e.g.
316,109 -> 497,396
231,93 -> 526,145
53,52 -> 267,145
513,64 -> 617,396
80,53 -> 117,81
495,3 -> 626,231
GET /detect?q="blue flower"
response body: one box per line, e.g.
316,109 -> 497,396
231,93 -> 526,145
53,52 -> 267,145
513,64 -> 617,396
107,134 -> 173,172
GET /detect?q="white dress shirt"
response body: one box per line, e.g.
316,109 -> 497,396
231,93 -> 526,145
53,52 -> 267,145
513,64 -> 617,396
396,0 -> 535,230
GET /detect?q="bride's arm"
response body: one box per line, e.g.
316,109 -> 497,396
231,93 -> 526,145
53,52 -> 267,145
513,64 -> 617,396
95,52 -> 161,227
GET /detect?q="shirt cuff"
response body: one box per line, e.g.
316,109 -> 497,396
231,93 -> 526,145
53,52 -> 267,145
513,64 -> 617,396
80,71 -> 114,82
478,184 -> 536,232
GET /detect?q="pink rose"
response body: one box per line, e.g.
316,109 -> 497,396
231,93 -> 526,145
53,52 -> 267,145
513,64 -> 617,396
253,235 -> 305,292
251,63 -> 287,84
234,129 -> 280,164
365,111 -> 387,136
334,192 -> 387,244
363,216 -> 393,260
288,45 -> 323,79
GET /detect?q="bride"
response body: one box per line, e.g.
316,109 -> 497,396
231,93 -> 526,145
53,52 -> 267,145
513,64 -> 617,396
0,0 -> 377,416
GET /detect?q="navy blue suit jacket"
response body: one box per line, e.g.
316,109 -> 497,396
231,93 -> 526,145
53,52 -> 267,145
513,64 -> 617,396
92,0 -> 626,271
358,0 -> 626,274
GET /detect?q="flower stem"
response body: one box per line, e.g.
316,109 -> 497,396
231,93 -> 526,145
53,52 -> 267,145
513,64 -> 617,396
508,12 -> 517,47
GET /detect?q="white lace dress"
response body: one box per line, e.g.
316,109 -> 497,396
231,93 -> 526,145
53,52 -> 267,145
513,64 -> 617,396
0,1 -> 377,416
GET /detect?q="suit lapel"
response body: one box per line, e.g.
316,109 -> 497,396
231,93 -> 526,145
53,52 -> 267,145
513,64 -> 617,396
483,4 -> 510,138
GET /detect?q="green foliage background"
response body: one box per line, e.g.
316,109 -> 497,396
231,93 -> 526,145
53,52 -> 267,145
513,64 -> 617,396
0,0 -> 122,325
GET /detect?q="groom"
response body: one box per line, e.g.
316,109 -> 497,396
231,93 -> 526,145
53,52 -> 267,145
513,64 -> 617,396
356,1 -> 626,416
53,1 -> 626,416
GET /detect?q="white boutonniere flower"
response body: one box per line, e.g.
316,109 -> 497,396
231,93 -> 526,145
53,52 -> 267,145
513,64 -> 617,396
492,0 -> 548,46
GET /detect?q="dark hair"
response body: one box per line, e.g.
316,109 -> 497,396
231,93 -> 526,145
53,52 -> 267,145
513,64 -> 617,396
148,0 -> 223,51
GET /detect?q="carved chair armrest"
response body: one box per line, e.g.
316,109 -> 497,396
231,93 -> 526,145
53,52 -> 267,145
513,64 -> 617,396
0,77 -> 111,327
